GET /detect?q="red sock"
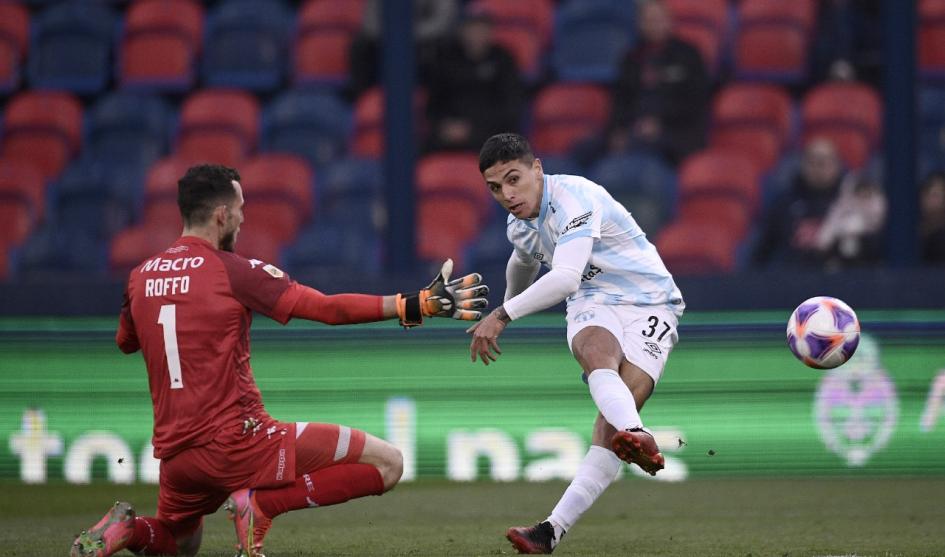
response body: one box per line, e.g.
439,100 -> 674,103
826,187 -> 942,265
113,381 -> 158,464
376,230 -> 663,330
126,516 -> 178,556
254,463 -> 385,518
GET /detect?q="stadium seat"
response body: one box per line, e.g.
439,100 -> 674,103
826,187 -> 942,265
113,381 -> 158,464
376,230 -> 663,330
416,152 -> 493,222
86,92 -> 172,166
733,27 -> 808,84
203,0 -> 292,92
531,83 -> 611,156
320,157 -> 382,212
233,222 -> 283,264
239,154 -> 315,243
27,1 -> 115,94
739,0 -> 816,33
677,148 -> 762,215
144,156 -> 193,201
118,0 -> 204,92
16,224 -> 108,276
664,0 -> 727,73
417,197 -> 481,272
53,158 -> 144,239
920,0 -> 945,80
0,90 -> 83,181
469,0 -> 554,49
678,197 -> 752,240
491,26 -> 543,80
0,158 -> 44,250
0,2 -> 29,94
588,152 -> 676,233
293,0 -> 365,87
285,214 -> 381,276
350,87 -> 427,159
262,89 -> 352,169
177,89 -> 260,166
711,83 -> 793,171
552,0 -> 636,82
801,82 -> 882,169
655,220 -> 738,275
110,224 -> 180,275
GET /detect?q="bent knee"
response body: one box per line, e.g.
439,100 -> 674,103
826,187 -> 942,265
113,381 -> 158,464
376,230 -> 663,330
378,447 -> 403,492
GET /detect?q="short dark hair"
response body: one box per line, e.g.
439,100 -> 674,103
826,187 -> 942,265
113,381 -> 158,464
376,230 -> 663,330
178,164 -> 240,226
479,133 -> 535,173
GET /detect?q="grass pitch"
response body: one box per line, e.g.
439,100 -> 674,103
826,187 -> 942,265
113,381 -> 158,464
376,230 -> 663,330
2,478 -> 943,556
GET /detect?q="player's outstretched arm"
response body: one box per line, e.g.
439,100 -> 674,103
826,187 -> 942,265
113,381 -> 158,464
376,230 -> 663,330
395,259 -> 490,328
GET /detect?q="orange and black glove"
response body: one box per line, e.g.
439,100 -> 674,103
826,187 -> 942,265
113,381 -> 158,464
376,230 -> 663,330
396,259 -> 489,328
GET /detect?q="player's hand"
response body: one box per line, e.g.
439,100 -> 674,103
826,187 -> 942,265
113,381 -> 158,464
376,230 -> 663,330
466,308 -> 508,365
397,259 -> 489,328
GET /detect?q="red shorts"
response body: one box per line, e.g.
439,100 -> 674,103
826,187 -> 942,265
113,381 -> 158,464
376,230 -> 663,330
157,420 -> 366,530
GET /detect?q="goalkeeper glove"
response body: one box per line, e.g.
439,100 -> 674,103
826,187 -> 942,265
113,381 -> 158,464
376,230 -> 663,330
396,259 -> 489,328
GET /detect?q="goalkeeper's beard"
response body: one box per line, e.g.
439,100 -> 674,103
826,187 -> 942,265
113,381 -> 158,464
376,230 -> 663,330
220,228 -> 237,252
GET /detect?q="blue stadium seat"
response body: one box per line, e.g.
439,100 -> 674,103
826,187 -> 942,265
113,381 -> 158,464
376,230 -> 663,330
27,1 -> 115,94
538,155 -> 585,176
552,0 -> 636,82
320,157 -> 382,211
261,90 -> 352,169
284,214 -> 381,277
465,217 -> 513,272
17,224 -> 108,276
86,92 -> 173,167
51,158 -> 145,240
202,0 -> 292,92
589,153 -> 676,233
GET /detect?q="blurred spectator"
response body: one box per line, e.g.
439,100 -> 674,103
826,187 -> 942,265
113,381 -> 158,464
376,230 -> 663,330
753,138 -> 885,269
422,8 -> 522,152
920,171 -> 945,264
348,0 -> 459,98
603,0 -> 710,166
811,0 -> 883,89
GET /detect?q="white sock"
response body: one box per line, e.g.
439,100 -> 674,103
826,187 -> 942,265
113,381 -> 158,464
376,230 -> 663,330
587,368 -> 643,431
548,446 -> 622,538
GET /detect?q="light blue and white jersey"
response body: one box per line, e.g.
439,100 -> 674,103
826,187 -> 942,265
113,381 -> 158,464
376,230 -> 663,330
506,174 -> 684,315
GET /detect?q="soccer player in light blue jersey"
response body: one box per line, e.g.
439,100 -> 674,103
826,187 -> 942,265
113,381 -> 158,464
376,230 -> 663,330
467,133 -> 685,554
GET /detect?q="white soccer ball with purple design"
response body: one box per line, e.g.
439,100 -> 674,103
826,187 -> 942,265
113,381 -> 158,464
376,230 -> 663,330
786,296 -> 860,369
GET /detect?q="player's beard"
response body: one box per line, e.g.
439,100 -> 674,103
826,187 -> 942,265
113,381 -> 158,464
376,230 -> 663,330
220,227 -> 237,252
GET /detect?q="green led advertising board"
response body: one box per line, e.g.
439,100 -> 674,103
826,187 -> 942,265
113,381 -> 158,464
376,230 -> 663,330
1,311 -> 943,483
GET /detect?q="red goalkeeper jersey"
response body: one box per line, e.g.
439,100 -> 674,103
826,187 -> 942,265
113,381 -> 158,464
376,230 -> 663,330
117,236 -> 303,459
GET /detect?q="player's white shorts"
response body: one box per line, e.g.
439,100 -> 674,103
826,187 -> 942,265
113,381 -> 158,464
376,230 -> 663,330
565,300 -> 680,384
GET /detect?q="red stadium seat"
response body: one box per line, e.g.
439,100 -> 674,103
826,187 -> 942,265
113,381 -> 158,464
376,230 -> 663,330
177,89 -> 260,166
678,197 -> 753,240
417,198 -> 481,272
801,82 -> 882,169
0,202 -> 33,250
110,224 -> 180,274
143,199 -> 182,228
734,27 -> 808,83
920,0 -> 945,76
118,0 -> 203,91
351,87 -> 427,159
739,0 -> 816,33
0,2 -> 29,91
294,0 -> 365,85
470,0 -> 554,48
711,83 -> 792,170
531,84 -> 611,156
240,154 -> 315,243
664,0 -> 726,71
416,152 -> 493,222
655,220 -> 738,275
0,158 -> 45,221
1,91 -> 83,181
234,223 -> 282,264
678,148 -> 762,214
492,26 -> 543,79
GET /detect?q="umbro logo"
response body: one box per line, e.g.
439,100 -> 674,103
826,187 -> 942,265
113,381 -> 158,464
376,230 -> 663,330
642,341 -> 662,359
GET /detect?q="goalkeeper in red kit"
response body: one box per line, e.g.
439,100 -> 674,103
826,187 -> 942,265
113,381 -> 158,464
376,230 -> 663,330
71,164 -> 489,557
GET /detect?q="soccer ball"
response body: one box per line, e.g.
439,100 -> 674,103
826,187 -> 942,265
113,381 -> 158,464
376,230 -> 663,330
786,296 -> 860,369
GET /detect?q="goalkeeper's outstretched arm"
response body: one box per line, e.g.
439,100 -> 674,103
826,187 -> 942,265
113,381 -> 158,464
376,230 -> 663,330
282,259 -> 489,327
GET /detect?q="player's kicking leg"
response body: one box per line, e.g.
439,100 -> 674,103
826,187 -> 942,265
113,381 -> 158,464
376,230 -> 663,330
226,427 -> 402,556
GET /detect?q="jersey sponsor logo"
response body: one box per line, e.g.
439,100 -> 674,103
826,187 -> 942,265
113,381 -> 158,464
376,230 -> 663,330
263,264 -> 285,278
276,447 -> 286,481
581,264 -> 603,282
140,256 -> 205,273
563,211 -> 592,233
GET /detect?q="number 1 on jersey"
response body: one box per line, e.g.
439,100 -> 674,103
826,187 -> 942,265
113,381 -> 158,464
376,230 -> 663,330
157,304 -> 184,389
